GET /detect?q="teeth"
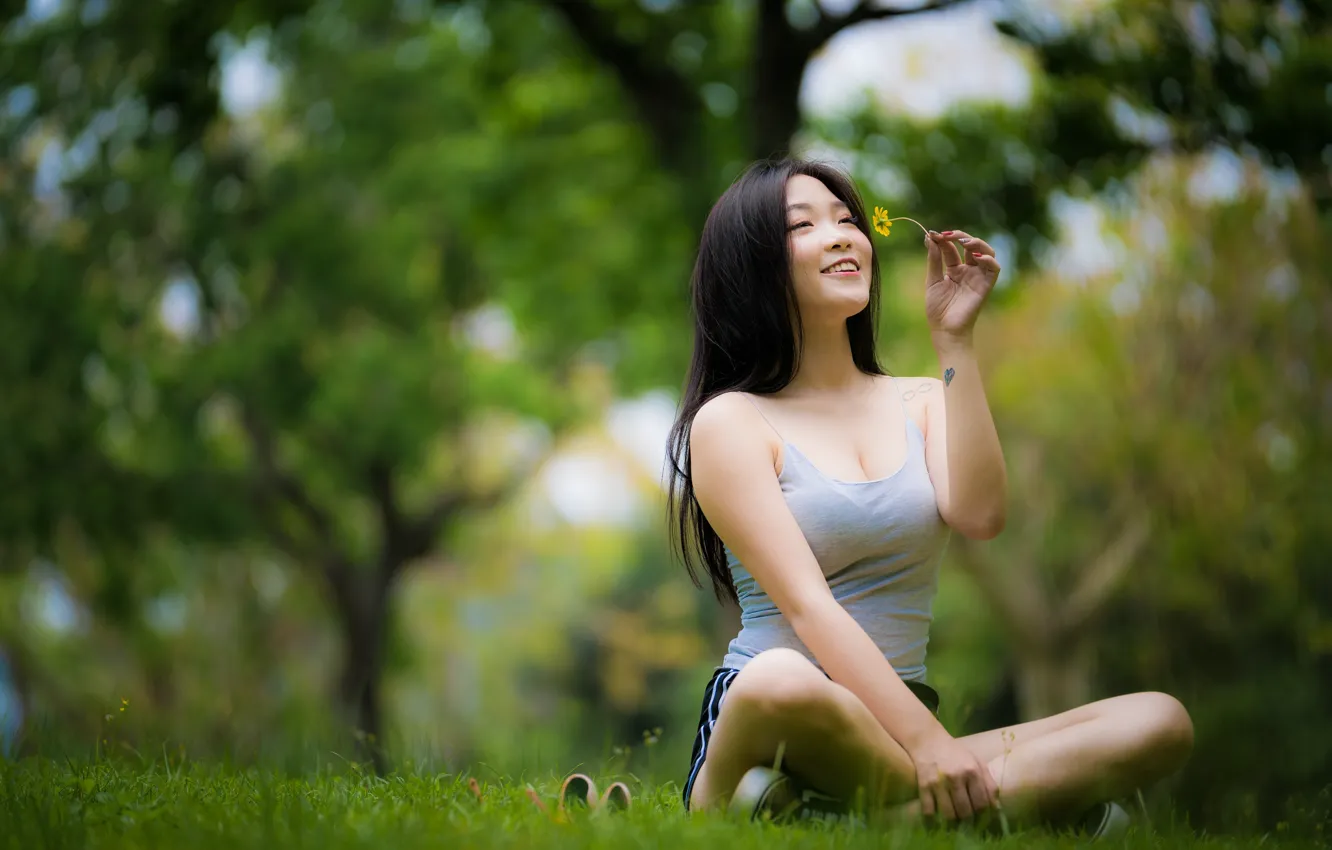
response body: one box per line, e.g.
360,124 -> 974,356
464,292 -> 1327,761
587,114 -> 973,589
825,262 -> 858,273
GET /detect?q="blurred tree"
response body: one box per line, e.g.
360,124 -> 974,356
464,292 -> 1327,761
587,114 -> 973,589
0,0 -> 690,766
815,0 -> 1332,272
952,159 -> 1331,826
534,0 -> 979,217
1000,0 -> 1332,210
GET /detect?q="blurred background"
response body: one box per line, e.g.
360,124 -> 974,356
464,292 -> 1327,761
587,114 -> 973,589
1,0 -> 1329,835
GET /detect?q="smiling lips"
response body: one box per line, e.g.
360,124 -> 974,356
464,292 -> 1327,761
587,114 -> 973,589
821,258 -> 861,275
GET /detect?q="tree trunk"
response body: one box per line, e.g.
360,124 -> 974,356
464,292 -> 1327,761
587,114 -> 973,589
1012,640 -> 1095,721
330,569 -> 390,773
752,0 -> 811,162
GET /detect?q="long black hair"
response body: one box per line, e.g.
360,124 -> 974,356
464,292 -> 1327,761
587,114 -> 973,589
665,158 -> 886,605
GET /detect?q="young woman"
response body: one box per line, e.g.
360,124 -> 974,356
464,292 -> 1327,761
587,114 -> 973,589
665,159 -> 1193,834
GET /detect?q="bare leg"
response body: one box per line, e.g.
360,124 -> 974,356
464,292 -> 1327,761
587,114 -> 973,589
957,692 -> 1195,825
689,651 -> 1193,829
688,649 -> 919,812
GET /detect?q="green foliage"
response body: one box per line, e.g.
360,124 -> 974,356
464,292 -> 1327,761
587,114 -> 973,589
1000,0 -> 1332,192
819,0 -> 1332,280
0,0 -> 699,754
961,159 -> 1332,828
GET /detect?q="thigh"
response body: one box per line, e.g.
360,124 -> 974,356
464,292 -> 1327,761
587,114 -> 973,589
690,649 -> 916,810
956,693 -> 1161,764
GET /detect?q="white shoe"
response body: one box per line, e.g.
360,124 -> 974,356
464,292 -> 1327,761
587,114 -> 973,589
1087,800 -> 1132,840
728,766 -> 851,824
729,766 -> 798,821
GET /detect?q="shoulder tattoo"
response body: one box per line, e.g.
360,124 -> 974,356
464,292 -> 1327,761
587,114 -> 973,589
899,381 -> 935,403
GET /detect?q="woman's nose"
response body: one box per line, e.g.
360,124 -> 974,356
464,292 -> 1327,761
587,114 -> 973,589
824,230 -> 850,251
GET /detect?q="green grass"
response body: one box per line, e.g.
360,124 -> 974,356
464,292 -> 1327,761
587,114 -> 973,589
0,758 -> 1320,849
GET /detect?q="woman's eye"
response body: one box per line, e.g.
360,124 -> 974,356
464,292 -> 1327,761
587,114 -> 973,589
842,216 -> 859,225
787,221 -> 812,231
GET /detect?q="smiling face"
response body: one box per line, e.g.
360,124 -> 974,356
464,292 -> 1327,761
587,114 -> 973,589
785,174 -> 875,325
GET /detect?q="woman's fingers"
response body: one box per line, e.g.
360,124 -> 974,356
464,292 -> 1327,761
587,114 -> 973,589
972,253 -> 1002,282
915,747 -> 999,822
950,783 -> 975,820
942,230 -> 996,268
933,782 -> 959,821
945,230 -> 994,255
967,773 -> 994,816
918,779 -> 937,818
925,232 -> 943,282
938,767 -> 996,822
931,230 -> 964,267
929,229 -> 1003,280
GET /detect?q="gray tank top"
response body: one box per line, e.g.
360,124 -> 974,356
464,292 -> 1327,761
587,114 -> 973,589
721,379 -> 951,682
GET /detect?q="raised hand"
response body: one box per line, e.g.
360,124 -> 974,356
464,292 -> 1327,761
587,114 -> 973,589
924,230 -> 1002,337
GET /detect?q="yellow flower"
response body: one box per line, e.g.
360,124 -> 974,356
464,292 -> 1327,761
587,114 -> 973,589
870,205 -> 930,238
872,206 -> 893,237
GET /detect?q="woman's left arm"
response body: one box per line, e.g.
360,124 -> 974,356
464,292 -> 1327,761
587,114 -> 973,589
923,332 -> 1007,539
919,229 -> 1008,539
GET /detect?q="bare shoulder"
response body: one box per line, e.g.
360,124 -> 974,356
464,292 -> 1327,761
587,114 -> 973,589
884,375 -> 943,433
691,391 -> 770,448
689,391 -> 781,474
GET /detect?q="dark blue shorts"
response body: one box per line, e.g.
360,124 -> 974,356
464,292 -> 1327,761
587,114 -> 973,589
681,666 -> 941,809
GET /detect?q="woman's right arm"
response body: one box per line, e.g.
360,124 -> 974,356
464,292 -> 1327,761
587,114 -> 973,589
689,393 -> 997,820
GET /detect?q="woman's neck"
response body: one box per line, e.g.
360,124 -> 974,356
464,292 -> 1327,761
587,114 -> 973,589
783,319 -> 867,396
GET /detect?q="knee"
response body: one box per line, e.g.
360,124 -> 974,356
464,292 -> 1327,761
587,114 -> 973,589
726,650 -> 838,725
1138,692 -> 1194,765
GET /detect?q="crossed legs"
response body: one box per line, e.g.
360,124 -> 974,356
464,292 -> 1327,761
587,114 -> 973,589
688,649 -> 1194,827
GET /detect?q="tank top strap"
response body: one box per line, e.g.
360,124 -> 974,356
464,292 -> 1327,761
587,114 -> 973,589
739,393 -> 785,443
890,377 -> 923,447
889,376 -> 909,416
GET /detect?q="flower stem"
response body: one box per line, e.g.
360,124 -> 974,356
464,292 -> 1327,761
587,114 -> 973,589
888,216 -> 930,236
